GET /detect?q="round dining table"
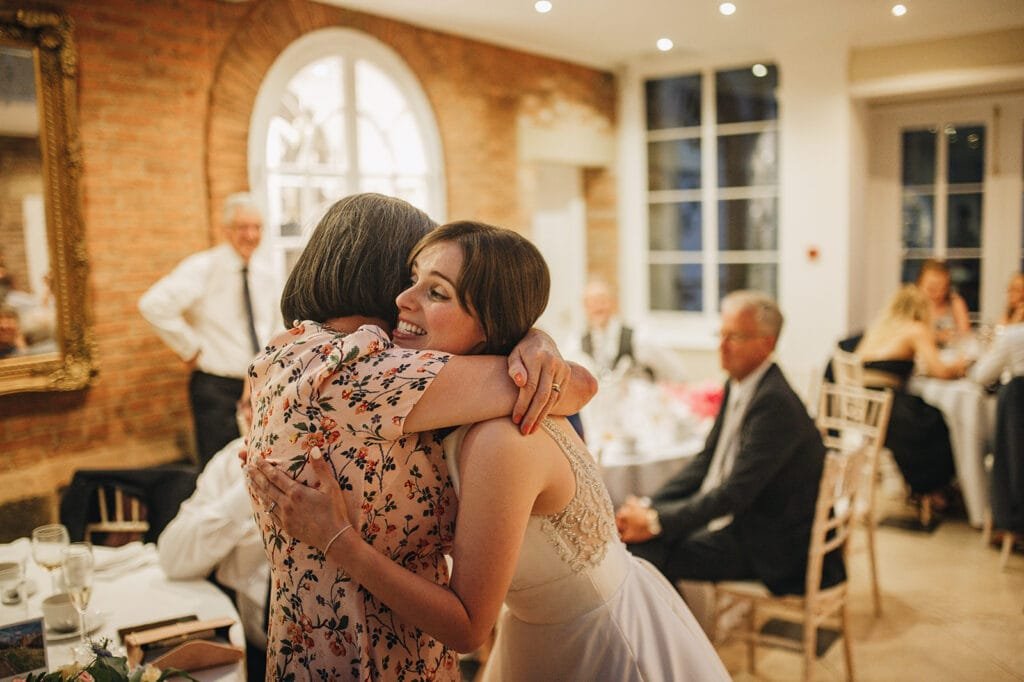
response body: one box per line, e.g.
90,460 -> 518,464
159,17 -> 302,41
907,375 -> 997,528
0,538 -> 246,681
597,432 -> 706,508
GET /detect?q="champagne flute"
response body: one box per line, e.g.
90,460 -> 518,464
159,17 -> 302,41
31,524 -> 70,594
61,543 -> 95,656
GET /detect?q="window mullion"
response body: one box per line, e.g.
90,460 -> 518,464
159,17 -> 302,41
702,69 -> 718,315
343,53 -> 359,194
935,124 -> 950,258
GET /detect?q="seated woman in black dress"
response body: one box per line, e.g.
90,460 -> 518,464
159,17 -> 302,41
855,285 -> 969,509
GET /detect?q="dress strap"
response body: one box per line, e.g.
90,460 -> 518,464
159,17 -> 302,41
537,419 -> 618,573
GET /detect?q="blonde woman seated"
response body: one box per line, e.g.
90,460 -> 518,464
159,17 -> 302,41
856,285 -> 969,508
250,222 -> 729,681
998,272 -> 1024,326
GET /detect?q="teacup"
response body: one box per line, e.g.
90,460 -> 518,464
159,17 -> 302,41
42,592 -> 78,632
0,562 -> 21,605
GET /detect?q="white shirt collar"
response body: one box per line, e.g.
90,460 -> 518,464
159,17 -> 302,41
728,355 -> 774,405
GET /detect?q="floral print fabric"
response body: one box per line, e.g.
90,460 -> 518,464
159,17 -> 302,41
244,322 -> 459,681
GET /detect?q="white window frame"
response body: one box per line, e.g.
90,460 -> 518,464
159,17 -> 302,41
248,28 -> 446,277
865,95 -> 1024,322
619,60 -> 780,349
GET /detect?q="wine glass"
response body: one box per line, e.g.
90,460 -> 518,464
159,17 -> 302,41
31,524 -> 69,594
61,543 -> 95,658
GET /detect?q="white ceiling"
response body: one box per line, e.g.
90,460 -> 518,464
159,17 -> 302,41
321,0 -> 1024,70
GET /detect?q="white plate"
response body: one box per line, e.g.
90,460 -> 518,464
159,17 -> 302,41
45,610 -> 105,642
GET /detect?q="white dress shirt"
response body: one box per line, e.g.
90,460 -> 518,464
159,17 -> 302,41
970,323 -> 1024,386
700,357 -> 773,531
139,244 -> 282,379
571,316 -> 686,382
157,438 -> 268,649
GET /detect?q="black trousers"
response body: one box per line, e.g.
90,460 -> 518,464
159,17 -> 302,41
628,525 -> 756,584
189,371 -> 243,470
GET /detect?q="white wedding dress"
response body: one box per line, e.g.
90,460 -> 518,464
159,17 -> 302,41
444,420 -> 730,682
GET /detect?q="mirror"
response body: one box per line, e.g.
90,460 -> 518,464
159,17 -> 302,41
0,7 -> 93,395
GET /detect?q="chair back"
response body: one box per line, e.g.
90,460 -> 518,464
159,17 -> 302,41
831,349 -> 864,387
805,445 -> 870,597
60,466 -> 198,545
817,382 -> 893,518
87,485 -> 150,544
816,382 -> 892,451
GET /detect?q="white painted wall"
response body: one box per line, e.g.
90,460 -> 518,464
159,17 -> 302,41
618,42 -> 855,399
531,164 -> 587,345
773,40 -> 853,397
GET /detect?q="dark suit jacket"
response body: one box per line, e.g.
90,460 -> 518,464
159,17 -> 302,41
651,363 -> 842,594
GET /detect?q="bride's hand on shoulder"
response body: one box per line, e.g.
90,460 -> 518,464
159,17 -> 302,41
247,447 -> 354,554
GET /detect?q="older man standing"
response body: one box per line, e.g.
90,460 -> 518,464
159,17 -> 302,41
140,193 -> 281,468
616,290 -> 843,598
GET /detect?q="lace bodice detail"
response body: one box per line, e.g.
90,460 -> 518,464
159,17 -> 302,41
536,419 -> 618,573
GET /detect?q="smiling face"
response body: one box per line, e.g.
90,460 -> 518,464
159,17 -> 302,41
224,207 -> 263,262
393,241 -> 486,355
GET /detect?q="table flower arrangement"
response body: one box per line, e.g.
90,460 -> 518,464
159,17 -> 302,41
20,640 -> 195,682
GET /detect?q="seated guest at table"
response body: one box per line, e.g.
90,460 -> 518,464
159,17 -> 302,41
971,321 -> 1024,388
856,285 -> 967,509
998,272 -> 1024,326
916,258 -> 971,345
0,304 -> 27,358
157,389 -> 267,682
616,291 -> 842,600
575,277 -> 656,380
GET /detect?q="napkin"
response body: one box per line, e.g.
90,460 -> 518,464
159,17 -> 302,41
0,537 -> 30,564
93,541 -> 154,575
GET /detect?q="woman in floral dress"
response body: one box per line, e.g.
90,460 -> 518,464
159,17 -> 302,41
243,194 -> 594,681
250,221 -> 729,681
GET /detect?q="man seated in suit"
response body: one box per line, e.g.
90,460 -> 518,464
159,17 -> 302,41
616,290 -> 843,603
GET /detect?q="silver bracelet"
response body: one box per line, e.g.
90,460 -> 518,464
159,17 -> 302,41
323,523 -> 354,556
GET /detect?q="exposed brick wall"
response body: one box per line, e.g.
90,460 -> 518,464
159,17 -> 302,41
584,167 -> 619,289
0,0 -> 615,534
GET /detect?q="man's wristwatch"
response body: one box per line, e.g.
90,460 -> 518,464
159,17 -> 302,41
637,496 -> 662,537
645,508 -> 662,537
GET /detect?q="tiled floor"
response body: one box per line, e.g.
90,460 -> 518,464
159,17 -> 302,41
717,498 -> 1024,681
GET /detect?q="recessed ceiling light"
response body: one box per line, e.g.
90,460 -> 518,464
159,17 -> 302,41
719,2 -> 737,16
891,3 -> 907,16
535,0 -> 552,13
751,63 -> 768,78
656,38 -> 674,52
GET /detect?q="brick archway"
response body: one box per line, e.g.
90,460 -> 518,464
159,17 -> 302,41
204,0 -> 432,232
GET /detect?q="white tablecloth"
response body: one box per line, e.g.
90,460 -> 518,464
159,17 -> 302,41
0,539 -> 245,681
597,434 -> 705,507
907,377 -> 997,528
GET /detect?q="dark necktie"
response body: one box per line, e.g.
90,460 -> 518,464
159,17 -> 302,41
241,265 -> 260,354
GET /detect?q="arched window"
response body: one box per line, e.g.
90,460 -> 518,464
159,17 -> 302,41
249,28 -> 445,276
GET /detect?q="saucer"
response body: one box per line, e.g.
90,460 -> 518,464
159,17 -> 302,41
0,578 -> 36,604
45,610 -> 105,642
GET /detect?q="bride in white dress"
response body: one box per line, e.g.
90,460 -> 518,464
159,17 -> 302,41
249,221 -> 729,681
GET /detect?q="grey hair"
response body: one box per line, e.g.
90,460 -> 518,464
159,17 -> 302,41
222,192 -> 262,226
721,289 -> 783,338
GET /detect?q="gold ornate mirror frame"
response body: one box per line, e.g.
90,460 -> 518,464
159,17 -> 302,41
0,8 -> 94,395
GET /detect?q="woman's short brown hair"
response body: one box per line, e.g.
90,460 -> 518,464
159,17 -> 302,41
408,221 -> 550,355
281,193 -> 436,326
